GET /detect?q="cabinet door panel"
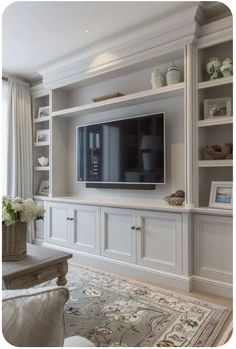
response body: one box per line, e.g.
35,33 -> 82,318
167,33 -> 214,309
46,202 -> 70,246
71,205 -> 100,254
194,214 -> 232,283
101,207 -> 136,263
137,211 -> 182,274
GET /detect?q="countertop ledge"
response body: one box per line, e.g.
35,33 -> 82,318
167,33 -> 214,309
34,196 -> 233,216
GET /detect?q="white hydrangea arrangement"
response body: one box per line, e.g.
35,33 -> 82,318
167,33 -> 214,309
2,197 -> 45,226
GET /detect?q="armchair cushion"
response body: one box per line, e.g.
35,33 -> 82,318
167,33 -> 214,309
2,286 -> 69,347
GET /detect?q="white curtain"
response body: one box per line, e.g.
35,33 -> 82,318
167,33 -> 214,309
3,77 -> 35,242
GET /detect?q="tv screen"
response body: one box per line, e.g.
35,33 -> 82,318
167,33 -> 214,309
77,113 -> 165,184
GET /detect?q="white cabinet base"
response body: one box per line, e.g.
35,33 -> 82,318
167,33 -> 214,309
42,241 -> 192,292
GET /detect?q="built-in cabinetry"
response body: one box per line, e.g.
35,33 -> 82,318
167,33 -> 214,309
195,39 -> 233,207
31,9 -> 233,298
46,201 -> 100,254
31,85 -> 51,197
193,214 -> 232,297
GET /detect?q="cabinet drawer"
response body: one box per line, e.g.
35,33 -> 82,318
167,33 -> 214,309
6,264 -> 60,289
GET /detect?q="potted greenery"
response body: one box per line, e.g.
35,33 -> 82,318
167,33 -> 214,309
2,197 -> 45,260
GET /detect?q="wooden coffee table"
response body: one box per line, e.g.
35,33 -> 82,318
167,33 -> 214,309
2,244 -> 72,290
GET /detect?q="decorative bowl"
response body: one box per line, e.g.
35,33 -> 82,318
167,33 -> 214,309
204,143 -> 232,160
164,196 -> 185,206
38,156 -> 49,166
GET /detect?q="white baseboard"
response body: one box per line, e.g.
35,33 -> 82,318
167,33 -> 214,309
192,275 -> 232,299
42,242 -> 192,292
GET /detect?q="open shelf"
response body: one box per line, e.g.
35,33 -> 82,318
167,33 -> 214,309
34,142 -> 50,147
34,117 -> 50,123
35,166 -> 50,171
51,83 -> 184,118
198,159 -> 233,167
198,76 -> 233,90
198,116 -> 233,127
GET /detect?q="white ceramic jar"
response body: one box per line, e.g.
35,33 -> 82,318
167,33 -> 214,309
206,58 -> 222,80
220,58 -> 233,77
166,63 -> 181,85
150,68 -> 164,89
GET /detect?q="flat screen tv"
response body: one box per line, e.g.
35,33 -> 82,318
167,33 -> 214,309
76,112 -> 165,185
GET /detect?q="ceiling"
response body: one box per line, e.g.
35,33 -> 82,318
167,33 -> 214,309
2,1 -> 199,83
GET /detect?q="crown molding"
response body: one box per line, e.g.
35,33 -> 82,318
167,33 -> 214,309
30,83 -> 49,98
37,5 -> 199,89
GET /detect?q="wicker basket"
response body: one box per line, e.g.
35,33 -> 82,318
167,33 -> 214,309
2,222 -> 27,261
164,196 -> 185,206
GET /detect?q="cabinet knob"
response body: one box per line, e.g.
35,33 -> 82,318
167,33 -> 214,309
69,217 -> 74,221
136,227 -> 141,231
66,217 -> 70,220
131,226 -> 136,230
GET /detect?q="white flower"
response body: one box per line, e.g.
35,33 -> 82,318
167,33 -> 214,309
11,202 -> 23,212
13,197 -> 23,203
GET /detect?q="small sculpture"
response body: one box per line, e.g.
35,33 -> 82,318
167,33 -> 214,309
166,63 -> 181,85
38,156 -> 49,166
150,68 -> 164,89
220,58 -> 233,77
206,58 -> 222,80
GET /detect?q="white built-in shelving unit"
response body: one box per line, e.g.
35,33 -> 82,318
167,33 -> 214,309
31,85 -> 50,197
195,37 -> 233,208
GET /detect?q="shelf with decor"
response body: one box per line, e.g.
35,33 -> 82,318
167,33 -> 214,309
34,116 -> 50,123
198,76 -> 233,89
198,116 -> 233,127
198,159 -> 233,167
31,84 -> 51,198
195,37 -> 233,209
51,83 -> 184,119
34,166 -> 50,171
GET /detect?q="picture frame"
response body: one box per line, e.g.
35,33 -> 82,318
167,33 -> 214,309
38,180 -> 49,196
36,129 -> 50,144
38,106 -> 49,119
204,97 -> 231,119
209,181 -> 233,209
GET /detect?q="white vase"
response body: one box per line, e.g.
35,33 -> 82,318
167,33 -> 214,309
166,63 -> 181,85
220,58 -> 233,77
206,58 -> 222,80
150,68 -> 164,89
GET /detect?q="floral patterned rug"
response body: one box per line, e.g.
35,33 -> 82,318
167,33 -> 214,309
49,263 -> 230,347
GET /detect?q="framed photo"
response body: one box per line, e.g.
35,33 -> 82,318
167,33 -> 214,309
204,97 -> 231,119
38,106 -> 49,119
209,181 -> 233,209
36,129 -> 50,143
38,180 -> 49,196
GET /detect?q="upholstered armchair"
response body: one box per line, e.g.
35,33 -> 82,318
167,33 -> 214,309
2,286 -> 94,347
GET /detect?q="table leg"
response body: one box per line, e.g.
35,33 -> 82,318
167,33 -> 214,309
57,261 -> 68,286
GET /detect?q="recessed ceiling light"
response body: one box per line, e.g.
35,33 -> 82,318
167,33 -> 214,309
84,28 -> 91,33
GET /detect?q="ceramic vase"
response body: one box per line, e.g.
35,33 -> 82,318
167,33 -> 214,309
166,63 -> 181,85
206,58 -> 222,80
150,68 -> 164,89
220,58 -> 233,77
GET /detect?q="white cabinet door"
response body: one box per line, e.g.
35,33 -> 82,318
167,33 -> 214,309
101,207 -> 136,263
45,202 -> 71,247
70,205 -> 100,254
194,214 -> 233,283
136,210 -> 182,274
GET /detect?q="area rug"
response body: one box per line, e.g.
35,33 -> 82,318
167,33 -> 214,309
47,263 -> 231,347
